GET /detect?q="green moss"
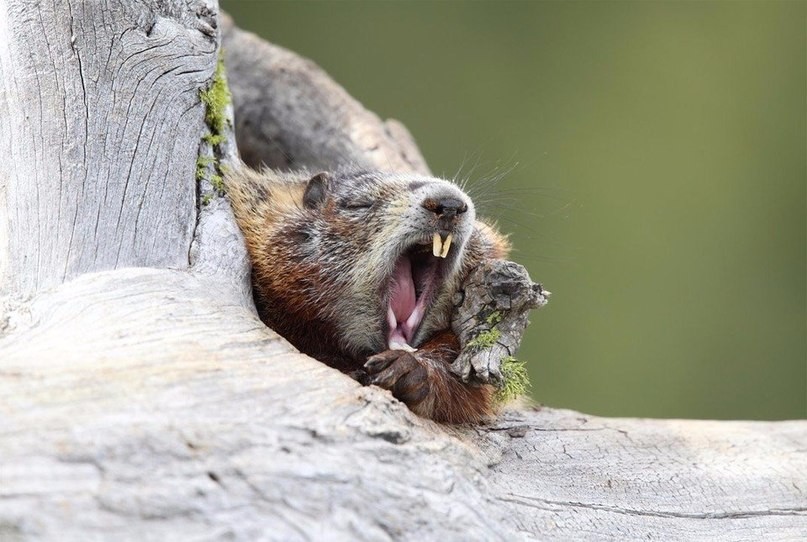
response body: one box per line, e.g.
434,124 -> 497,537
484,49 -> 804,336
199,51 -> 231,143
467,327 -> 502,349
495,356 -> 531,403
468,311 -> 504,350
466,310 -> 532,403
210,174 -> 224,193
203,133 -> 225,146
196,156 -> 215,181
197,155 -> 215,167
197,50 -> 231,201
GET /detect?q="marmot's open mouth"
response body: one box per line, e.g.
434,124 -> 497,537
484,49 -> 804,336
386,233 -> 454,350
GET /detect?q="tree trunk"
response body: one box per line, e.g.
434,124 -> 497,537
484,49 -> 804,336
0,3 -> 804,541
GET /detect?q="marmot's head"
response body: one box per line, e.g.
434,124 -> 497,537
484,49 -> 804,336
230,168 -> 479,359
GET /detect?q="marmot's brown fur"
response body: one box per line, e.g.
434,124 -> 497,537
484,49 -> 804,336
226,166 -> 509,423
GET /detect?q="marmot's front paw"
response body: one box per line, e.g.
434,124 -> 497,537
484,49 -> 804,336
364,350 -> 431,409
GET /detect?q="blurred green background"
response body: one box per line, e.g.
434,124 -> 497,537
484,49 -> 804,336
223,1 -> 806,420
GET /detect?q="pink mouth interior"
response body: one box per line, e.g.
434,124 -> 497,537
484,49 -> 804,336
387,255 -> 438,348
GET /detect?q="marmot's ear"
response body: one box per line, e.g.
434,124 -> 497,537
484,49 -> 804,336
303,172 -> 330,209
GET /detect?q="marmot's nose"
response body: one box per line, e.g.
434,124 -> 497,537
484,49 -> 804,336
421,197 -> 468,219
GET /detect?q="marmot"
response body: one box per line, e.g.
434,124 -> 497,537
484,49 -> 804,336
226,166 -> 509,423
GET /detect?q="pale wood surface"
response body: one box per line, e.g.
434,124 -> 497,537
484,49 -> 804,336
0,0 -> 221,297
0,3 -> 804,541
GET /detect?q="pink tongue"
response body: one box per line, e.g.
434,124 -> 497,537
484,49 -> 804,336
388,257 -> 433,347
390,258 -> 416,325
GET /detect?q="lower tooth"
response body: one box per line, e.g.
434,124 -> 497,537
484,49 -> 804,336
389,339 -> 417,353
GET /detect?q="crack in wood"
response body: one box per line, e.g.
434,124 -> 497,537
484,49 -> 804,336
503,493 -> 807,520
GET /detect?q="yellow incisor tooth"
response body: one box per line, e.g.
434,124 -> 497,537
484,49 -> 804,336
432,232 -> 442,257
440,234 -> 453,258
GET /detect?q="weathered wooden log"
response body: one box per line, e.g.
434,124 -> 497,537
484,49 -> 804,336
0,3 -> 804,541
450,259 -> 550,386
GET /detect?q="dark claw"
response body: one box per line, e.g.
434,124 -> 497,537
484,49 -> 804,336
364,350 -> 399,374
364,350 -> 431,409
370,358 -> 410,388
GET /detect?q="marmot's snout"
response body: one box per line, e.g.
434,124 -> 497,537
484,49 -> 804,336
421,196 -> 468,235
421,196 -> 468,218
407,183 -> 474,257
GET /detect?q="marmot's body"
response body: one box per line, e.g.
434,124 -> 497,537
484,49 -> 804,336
227,167 -> 509,423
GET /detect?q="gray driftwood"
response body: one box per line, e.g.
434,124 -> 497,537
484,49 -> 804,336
450,260 -> 550,385
0,3 -> 805,541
